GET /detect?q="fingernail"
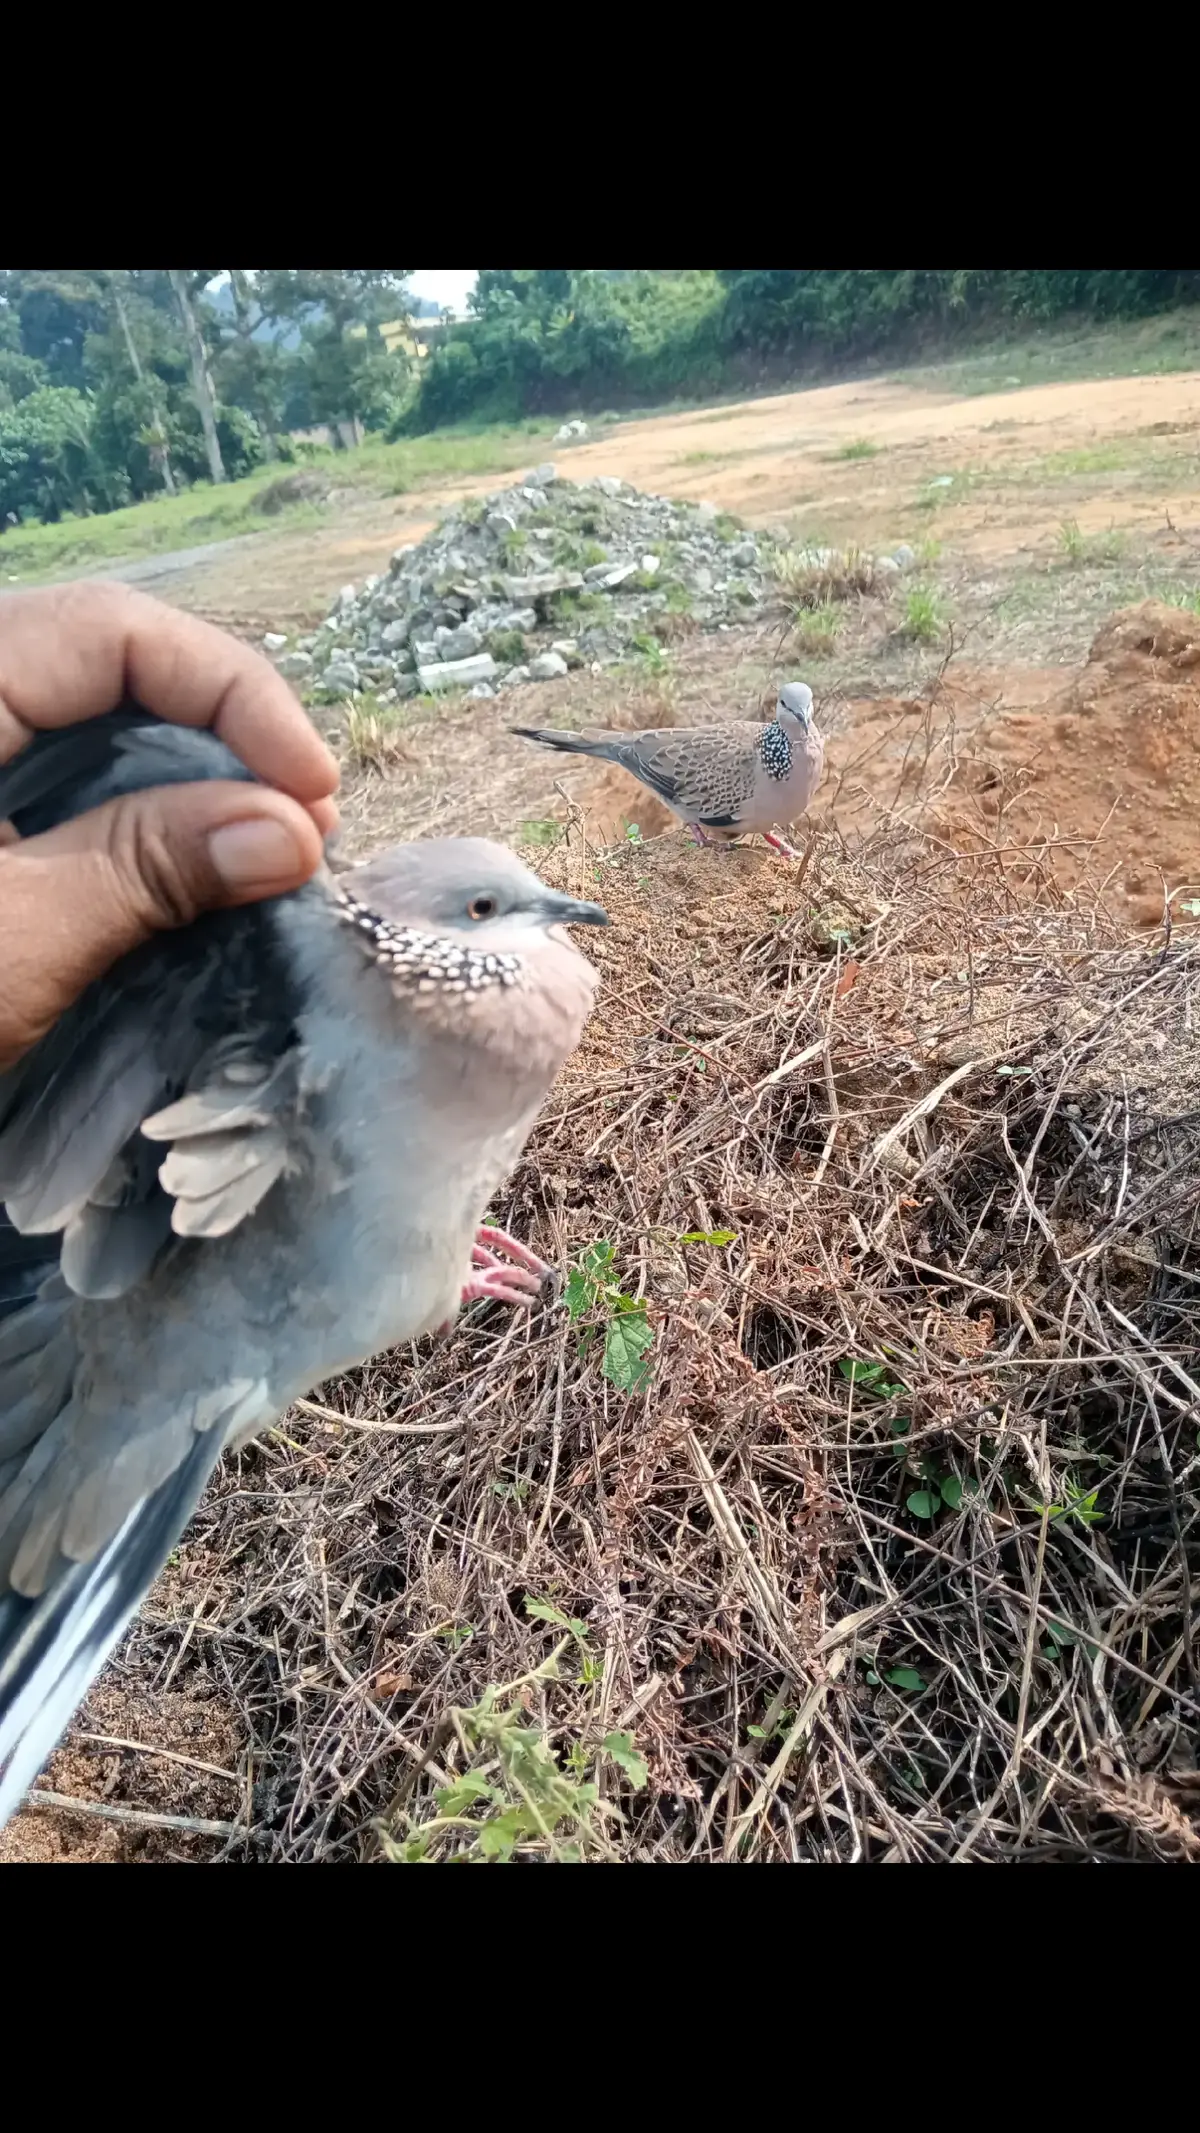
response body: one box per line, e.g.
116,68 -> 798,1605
208,817 -> 304,891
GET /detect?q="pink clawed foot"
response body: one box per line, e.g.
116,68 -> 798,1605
460,1226 -> 558,1312
763,829 -> 803,860
686,823 -> 713,847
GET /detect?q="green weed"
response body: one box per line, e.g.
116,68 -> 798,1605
564,1241 -> 654,1392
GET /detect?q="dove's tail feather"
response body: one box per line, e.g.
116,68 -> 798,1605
510,727 -> 616,762
0,1427 -> 222,1828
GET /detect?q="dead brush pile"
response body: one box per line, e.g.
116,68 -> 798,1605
62,821 -> 1200,1864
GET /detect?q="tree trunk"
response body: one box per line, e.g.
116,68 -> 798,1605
229,271 -> 279,459
170,269 -> 225,485
110,273 -> 176,496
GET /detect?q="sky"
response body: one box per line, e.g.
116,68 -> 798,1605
408,270 -> 477,315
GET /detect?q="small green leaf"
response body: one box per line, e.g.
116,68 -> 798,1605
603,1311 -> 654,1392
864,1669 -> 880,1686
1179,898 -> 1200,917
603,1730 -> 649,1789
477,1806 -> 536,1861
884,1667 -> 926,1692
679,1229 -> 739,1248
940,1476 -> 964,1508
563,1268 -> 593,1320
524,1595 -> 589,1638
435,1772 -> 498,1816
746,1724 -> 767,1740
891,1414 -> 911,1435
581,1241 -> 616,1277
839,1358 -> 883,1385
906,1489 -> 939,1520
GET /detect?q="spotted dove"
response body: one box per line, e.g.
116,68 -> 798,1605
513,680 -> 824,857
0,706 -> 606,1824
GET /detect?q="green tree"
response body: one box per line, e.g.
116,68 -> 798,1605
256,270 -> 413,436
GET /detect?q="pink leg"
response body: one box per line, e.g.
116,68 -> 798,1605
456,1225 -> 559,1314
763,829 -> 803,860
686,822 -> 713,847
475,1224 -> 554,1285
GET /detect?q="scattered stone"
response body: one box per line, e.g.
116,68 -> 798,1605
468,681 -> 496,698
321,660 -> 362,695
500,570 -> 583,601
262,631 -> 288,652
554,419 -> 589,442
412,638 -> 440,664
592,475 -> 622,495
436,623 -> 482,660
696,501 -> 718,521
499,665 -> 531,689
640,554 -> 660,575
729,540 -> 758,567
892,543 -> 917,569
529,651 -> 568,680
526,463 -> 557,486
276,651 -> 312,678
874,554 -> 902,578
416,653 -> 498,693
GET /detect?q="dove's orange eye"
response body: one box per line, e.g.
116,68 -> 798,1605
467,895 -> 497,921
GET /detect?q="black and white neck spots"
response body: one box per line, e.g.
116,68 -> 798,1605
758,721 -> 793,782
334,889 -> 523,994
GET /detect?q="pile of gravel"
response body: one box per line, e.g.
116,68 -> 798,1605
268,465 -> 785,704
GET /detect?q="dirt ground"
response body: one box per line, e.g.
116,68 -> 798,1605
112,368 -> 1200,635
6,356 -> 1200,1862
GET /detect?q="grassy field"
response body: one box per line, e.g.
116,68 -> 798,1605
0,419 -> 561,585
895,306 -> 1200,398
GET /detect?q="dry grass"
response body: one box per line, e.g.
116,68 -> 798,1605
773,543 -> 882,612
29,764 -> 1196,1863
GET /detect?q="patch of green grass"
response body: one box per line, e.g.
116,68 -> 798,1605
518,817 -> 562,847
894,307 -> 1200,398
498,526 -> 529,567
1056,518 -> 1128,567
790,600 -> 840,656
899,584 -> 944,643
830,437 -> 879,460
487,628 -> 529,666
0,417 -> 561,585
629,631 -> 668,671
1057,517 -> 1088,564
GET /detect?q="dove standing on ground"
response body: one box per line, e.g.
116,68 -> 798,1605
0,706 -> 606,1826
513,680 -> 824,858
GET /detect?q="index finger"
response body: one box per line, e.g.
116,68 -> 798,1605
0,581 -> 340,805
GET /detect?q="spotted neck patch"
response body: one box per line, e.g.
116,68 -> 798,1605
334,887 -> 522,994
758,720 -> 793,782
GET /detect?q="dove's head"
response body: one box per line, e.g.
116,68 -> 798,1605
775,681 -> 815,731
337,838 -> 607,1082
346,838 -> 608,952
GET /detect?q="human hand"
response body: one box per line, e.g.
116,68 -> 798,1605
0,581 -> 340,1068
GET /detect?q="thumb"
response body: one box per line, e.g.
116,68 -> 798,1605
0,779 -> 326,1067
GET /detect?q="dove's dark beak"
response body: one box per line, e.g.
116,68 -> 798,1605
542,893 -> 609,927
